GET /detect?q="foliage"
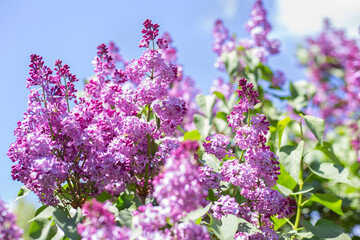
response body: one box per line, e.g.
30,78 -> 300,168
2,0 -> 360,239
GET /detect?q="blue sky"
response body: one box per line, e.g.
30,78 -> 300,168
1,0 -> 359,204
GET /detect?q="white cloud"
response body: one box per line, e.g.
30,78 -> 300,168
274,0 -> 360,38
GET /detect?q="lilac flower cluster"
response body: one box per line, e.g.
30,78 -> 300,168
302,19 -> 360,124
77,199 -> 130,240
8,19 -> 187,207
160,32 -> 201,132
133,142 -> 210,238
205,78 -> 295,239
300,19 -> 360,161
245,0 -> 280,55
212,0 -> 285,88
154,96 -> 187,135
0,199 -> 23,240
203,134 -> 233,160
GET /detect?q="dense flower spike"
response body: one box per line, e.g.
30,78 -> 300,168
245,0 -> 280,55
212,195 -> 240,219
203,134 -> 233,160
77,199 -> 130,239
8,19 -> 188,207
139,19 -> 160,48
8,10 -> 348,239
152,149 -> 208,222
300,19 -> 360,162
205,78 -> 295,238
212,19 -> 230,55
0,199 -> 23,240
154,96 -> 187,135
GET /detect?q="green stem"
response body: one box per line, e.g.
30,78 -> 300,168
293,118 -> 305,230
42,86 -> 55,139
141,104 -> 152,203
65,177 -> 78,206
62,76 -> 71,112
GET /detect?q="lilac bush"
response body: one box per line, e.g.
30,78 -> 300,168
6,0 -> 358,239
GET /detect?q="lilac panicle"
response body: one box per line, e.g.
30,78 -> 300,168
77,199 -> 130,240
152,144 -> 208,223
9,19 -> 187,207
203,134 -> 233,160
204,78 -> 295,238
0,198 -> 23,240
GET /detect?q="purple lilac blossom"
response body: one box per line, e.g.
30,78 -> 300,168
0,199 -> 23,240
8,20 -> 187,206
211,195 -> 240,219
203,134 -> 233,160
206,78 -> 295,238
77,199 -> 130,240
152,144 -> 207,223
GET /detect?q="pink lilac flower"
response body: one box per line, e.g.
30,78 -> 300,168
108,41 -> 128,68
213,19 -> 230,55
216,78 -> 295,238
139,19 -> 160,48
154,96 -> 187,135
203,134 -> 233,160
160,32 -> 201,132
171,222 -> 211,240
0,198 -> 23,240
159,32 -> 177,63
152,150 -> 207,223
77,199 -> 130,240
211,195 -> 240,219
169,76 -> 201,131
198,165 -> 222,190
9,20 -> 185,206
272,70 -> 286,87
245,0 -> 280,56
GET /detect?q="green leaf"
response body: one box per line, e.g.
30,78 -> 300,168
210,216 -> 223,240
182,202 -> 212,222
184,130 -> 201,141
258,64 -> 274,82
304,115 -> 325,145
303,219 -> 351,239
213,91 -> 229,110
278,141 -> 304,184
314,142 -> 342,166
29,206 -> 56,223
16,186 -> 31,201
230,215 -> 261,235
150,140 -> 159,156
309,193 -> 344,215
194,114 -> 211,138
308,162 -> 352,185
221,215 -> 240,240
276,184 -> 293,196
96,191 -> 113,202
118,210 -> 132,228
277,165 -> 297,191
201,153 -> 221,172
52,207 -> 81,240
271,216 -> 287,230
277,117 -> 292,149
29,217 -> 58,240
210,215 -> 260,240
221,51 -> 239,76
291,185 -> 314,195
195,94 -> 216,119
116,192 -> 134,211
216,111 -> 228,122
